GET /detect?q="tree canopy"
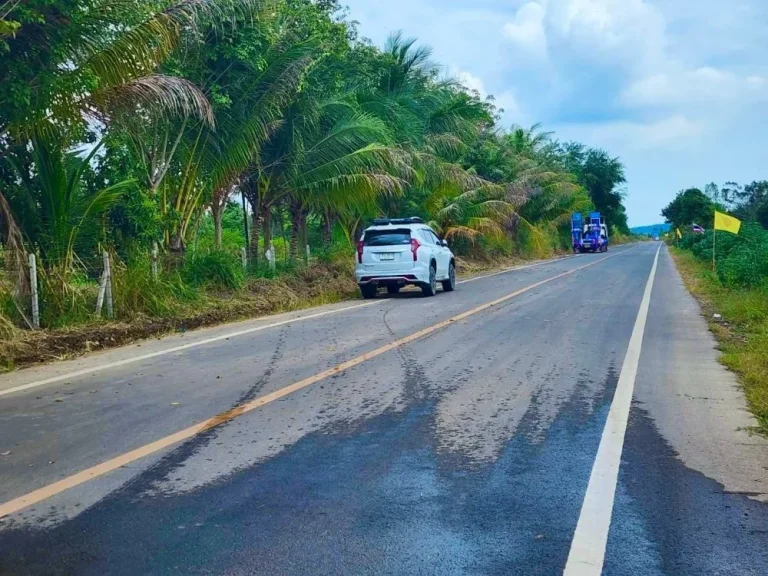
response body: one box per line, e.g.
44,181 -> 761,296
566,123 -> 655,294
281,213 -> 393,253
662,188 -> 716,230
1,0 -> 633,327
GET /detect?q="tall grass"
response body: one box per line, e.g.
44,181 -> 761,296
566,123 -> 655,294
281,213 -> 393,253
112,256 -> 198,318
183,251 -> 244,290
515,221 -> 567,259
36,265 -> 97,328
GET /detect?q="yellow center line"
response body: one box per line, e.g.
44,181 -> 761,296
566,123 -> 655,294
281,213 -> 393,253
0,246 -> 637,519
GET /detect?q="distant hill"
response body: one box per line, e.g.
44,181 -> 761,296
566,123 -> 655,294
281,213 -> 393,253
631,223 -> 672,237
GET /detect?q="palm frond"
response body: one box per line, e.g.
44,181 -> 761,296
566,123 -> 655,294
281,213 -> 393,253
101,75 -> 214,125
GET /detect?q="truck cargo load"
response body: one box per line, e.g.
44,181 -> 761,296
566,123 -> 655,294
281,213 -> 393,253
572,212 -> 609,253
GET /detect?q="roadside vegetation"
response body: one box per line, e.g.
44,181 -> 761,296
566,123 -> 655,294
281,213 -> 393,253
0,0 -> 630,370
664,183 -> 768,434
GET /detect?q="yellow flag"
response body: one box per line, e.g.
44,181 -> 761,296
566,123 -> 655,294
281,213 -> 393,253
714,211 -> 741,234
676,228 -> 682,239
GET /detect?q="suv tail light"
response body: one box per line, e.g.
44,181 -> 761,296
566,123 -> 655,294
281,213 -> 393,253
357,240 -> 364,264
410,238 -> 420,262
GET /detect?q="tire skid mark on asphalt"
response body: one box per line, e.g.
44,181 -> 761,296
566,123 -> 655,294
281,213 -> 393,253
140,327 -> 290,496
0,245 -> 642,520
0,302 -> 382,398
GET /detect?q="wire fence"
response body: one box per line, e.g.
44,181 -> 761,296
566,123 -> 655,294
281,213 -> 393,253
1,239 -> 322,331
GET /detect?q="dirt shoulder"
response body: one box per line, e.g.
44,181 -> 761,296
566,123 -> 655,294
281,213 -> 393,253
0,262 -> 359,373
669,247 -> 768,435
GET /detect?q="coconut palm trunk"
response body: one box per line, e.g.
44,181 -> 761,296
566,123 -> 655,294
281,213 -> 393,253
250,208 -> 261,266
212,202 -> 223,249
289,199 -> 303,262
261,204 -> 272,258
322,209 -> 334,249
241,178 -> 261,265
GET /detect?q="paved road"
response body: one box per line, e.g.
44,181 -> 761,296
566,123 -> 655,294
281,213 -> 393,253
1,243 -> 767,575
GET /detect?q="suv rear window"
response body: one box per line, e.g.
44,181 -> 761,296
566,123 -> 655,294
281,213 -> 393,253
363,229 -> 412,246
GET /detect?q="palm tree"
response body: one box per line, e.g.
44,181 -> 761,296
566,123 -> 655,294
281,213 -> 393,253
359,33 -> 497,221
0,0 -> 268,263
131,34 -> 319,254
4,129 -> 134,273
0,0 -> 258,146
507,123 -> 555,156
253,93 -> 409,260
425,186 -> 515,244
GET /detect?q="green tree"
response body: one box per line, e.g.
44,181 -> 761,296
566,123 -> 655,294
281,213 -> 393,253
662,188 -> 715,229
0,0 -> 262,275
4,131 -> 133,270
559,143 -> 628,233
733,181 -> 768,226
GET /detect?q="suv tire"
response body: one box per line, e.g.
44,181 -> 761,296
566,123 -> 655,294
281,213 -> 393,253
441,262 -> 456,292
360,284 -> 377,299
422,264 -> 437,297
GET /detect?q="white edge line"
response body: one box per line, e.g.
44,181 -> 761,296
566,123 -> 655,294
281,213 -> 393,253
563,244 -> 661,576
1,244 -> 641,398
0,301 -> 382,397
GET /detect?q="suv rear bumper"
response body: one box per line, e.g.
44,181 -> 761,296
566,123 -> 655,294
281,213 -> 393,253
355,267 -> 430,286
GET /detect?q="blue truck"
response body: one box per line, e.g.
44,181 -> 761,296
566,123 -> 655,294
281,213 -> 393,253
572,212 -> 608,253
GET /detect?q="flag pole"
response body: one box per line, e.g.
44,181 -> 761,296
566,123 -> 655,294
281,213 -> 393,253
712,225 -> 716,273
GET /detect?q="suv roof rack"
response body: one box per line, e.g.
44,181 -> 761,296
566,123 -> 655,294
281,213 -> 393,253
372,217 -> 424,226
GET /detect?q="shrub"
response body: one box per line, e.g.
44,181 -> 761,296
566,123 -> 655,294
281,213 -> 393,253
682,223 -> 768,287
183,251 -> 243,290
112,256 -> 197,318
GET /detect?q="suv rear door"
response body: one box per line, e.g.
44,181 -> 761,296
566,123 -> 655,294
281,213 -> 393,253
361,229 -> 414,271
424,229 -> 449,278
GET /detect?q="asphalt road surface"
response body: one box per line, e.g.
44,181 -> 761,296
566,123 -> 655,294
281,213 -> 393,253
1,243 -> 767,575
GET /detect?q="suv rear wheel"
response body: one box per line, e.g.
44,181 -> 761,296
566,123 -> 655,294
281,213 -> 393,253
360,284 -> 377,299
441,262 -> 456,292
422,264 -> 437,297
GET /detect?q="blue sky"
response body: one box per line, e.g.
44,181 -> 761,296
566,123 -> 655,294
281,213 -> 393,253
341,0 -> 768,226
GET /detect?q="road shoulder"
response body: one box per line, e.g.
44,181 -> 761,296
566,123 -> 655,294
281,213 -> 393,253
633,246 -> 768,500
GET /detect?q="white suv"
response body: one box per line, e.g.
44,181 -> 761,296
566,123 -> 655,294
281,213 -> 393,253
355,217 -> 456,298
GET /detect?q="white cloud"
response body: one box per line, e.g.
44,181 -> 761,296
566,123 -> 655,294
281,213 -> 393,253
503,0 -> 666,70
495,90 -> 525,123
502,2 -> 547,58
452,69 -> 526,123
455,70 -> 487,97
550,0 -> 665,65
560,115 -> 703,152
622,67 -> 768,108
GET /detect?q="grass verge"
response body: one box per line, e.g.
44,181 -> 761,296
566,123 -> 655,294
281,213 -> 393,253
670,247 -> 768,435
0,261 -> 359,372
